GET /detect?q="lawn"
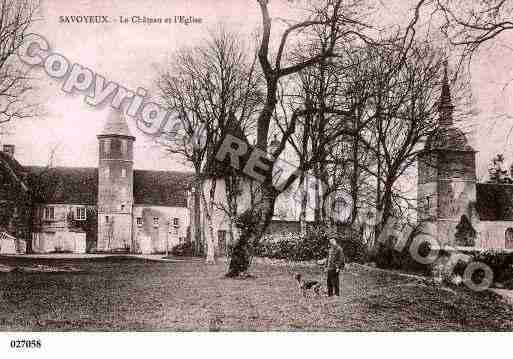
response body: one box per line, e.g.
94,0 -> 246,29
0,256 -> 512,331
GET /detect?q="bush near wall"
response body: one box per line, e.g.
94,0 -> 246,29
170,241 -> 194,257
371,234 -> 433,275
253,227 -> 368,263
373,234 -> 513,287
461,249 -> 513,286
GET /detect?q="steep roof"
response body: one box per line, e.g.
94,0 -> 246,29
99,110 -> 134,138
26,166 -> 192,207
424,61 -> 474,152
424,127 -> 474,152
203,116 -> 253,179
476,183 -> 513,221
133,170 -> 193,207
27,166 -> 98,205
0,151 -> 29,192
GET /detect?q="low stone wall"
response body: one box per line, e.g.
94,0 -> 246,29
32,231 -> 86,254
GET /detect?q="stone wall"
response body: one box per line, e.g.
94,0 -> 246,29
97,135 -> 134,252
132,205 -> 189,253
33,203 -> 95,252
31,231 -> 86,253
475,221 -> 512,249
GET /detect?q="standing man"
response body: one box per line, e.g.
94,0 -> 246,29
326,229 -> 345,297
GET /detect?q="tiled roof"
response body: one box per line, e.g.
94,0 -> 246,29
27,166 -> 192,207
27,166 -> 98,205
0,151 -> 29,192
424,62 -> 474,152
133,170 -> 192,207
476,183 -> 513,221
99,110 -> 134,138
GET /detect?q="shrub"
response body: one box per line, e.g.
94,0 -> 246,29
373,232 -> 513,287
253,227 -> 368,263
472,249 -> 513,285
371,229 -> 434,275
171,241 -> 194,257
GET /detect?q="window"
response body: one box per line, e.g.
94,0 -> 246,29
121,168 -> 127,178
76,207 -> 86,220
452,161 -> 465,178
121,139 -> 127,155
104,139 -> 111,154
105,216 -> 109,223
173,217 -> 180,227
153,217 -> 159,227
423,196 -> 432,212
103,166 -> 110,178
43,207 -> 54,221
120,204 -> 125,211
506,228 -> 513,249
136,217 -> 143,227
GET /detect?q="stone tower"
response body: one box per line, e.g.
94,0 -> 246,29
97,111 -> 135,252
417,63 -> 476,246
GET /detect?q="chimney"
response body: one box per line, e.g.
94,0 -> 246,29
2,144 -> 15,157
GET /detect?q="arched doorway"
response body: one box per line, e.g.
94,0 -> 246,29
505,228 -> 513,249
454,215 -> 476,247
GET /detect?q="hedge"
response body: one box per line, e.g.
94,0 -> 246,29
373,233 -> 513,286
253,227 -> 368,263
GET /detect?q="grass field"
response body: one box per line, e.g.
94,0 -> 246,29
0,256 -> 512,331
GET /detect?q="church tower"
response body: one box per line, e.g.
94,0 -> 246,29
97,111 -> 135,252
417,62 -> 477,246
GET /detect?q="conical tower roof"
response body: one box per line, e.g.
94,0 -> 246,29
99,110 -> 134,138
438,61 -> 455,127
424,61 -> 473,152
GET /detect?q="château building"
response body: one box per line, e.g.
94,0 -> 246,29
3,111 -> 192,254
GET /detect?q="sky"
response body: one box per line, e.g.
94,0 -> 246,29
2,0 -> 513,180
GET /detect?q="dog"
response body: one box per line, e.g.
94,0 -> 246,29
295,273 -> 321,297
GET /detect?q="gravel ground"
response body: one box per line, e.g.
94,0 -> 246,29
0,256 -> 512,331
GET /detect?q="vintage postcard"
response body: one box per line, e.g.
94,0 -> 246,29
1,0 -> 513,355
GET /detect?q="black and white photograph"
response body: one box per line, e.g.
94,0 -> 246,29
1,0 -> 513,355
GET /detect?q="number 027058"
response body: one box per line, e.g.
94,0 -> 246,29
10,339 -> 42,349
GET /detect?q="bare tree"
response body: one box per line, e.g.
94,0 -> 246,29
224,0 -> 377,277
157,28 -> 262,263
0,0 -> 39,127
434,0 -> 513,53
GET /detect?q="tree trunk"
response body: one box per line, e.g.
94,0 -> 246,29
199,178 -> 218,264
193,177 -> 202,255
299,171 -> 308,234
314,164 -> 322,223
226,183 -> 277,277
206,222 -> 215,264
